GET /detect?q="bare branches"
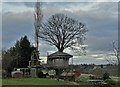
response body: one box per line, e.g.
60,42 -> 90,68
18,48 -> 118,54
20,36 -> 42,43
112,41 -> 120,64
105,41 -> 120,65
39,14 -> 87,52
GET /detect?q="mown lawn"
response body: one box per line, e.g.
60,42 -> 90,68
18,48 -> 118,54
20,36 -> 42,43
2,78 -> 95,87
2,78 -> 68,85
2,75 -> 118,87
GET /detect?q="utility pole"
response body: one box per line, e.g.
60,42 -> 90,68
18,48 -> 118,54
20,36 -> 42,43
34,0 -> 43,59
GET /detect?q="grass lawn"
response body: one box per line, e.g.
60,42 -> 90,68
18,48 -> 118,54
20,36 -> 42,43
2,75 -> 118,87
110,76 -> 120,82
2,78 -> 68,85
2,78 -> 95,87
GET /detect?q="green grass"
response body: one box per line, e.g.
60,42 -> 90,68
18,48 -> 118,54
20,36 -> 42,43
79,74 -> 90,81
2,75 -> 118,87
110,76 -> 120,82
2,77 -> 96,87
79,82 -> 95,87
2,78 -> 68,85
78,74 -> 118,87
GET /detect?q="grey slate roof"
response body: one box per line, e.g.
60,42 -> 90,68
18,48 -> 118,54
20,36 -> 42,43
47,51 -> 73,59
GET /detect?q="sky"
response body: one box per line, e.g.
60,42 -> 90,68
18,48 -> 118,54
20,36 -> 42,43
1,0 -> 119,65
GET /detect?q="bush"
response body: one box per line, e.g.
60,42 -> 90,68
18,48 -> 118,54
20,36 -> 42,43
37,71 -> 49,78
89,75 -> 95,79
49,75 -> 54,78
103,72 -> 110,80
37,71 -> 44,78
105,79 -> 117,85
2,70 -> 7,79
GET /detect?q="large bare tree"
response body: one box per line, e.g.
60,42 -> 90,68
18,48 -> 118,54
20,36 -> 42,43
39,14 -> 87,52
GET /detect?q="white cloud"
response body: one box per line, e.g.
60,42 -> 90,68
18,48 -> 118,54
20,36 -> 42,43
91,54 -> 100,58
2,2 -> 33,13
97,58 -> 104,60
2,0 -> 120,2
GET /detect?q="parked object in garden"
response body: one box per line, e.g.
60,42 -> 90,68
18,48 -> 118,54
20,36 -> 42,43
11,70 -> 23,78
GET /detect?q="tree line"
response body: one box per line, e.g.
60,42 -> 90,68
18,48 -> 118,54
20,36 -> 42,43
2,35 -> 36,76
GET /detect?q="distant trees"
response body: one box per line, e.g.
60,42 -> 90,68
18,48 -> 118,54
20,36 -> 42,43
39,14 -> 87,52
2,36 -> 35,73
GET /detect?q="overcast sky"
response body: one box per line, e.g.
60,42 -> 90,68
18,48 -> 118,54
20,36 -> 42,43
1,0 -> 119,64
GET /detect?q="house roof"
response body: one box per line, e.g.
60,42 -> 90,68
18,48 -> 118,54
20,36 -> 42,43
47,51 -> 73,59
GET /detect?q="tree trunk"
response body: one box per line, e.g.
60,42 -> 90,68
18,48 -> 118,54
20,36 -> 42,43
58,49 -> 64,52
58,46 -> 64,52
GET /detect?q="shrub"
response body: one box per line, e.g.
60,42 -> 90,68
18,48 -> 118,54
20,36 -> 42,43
91,68 -> 104,79
105,79 -> 117,85
49,75 -> 54,78
89,75 -> 95,79
37,71 -> 44,78
37,71 -> 49,78
103,72 -> 110,80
